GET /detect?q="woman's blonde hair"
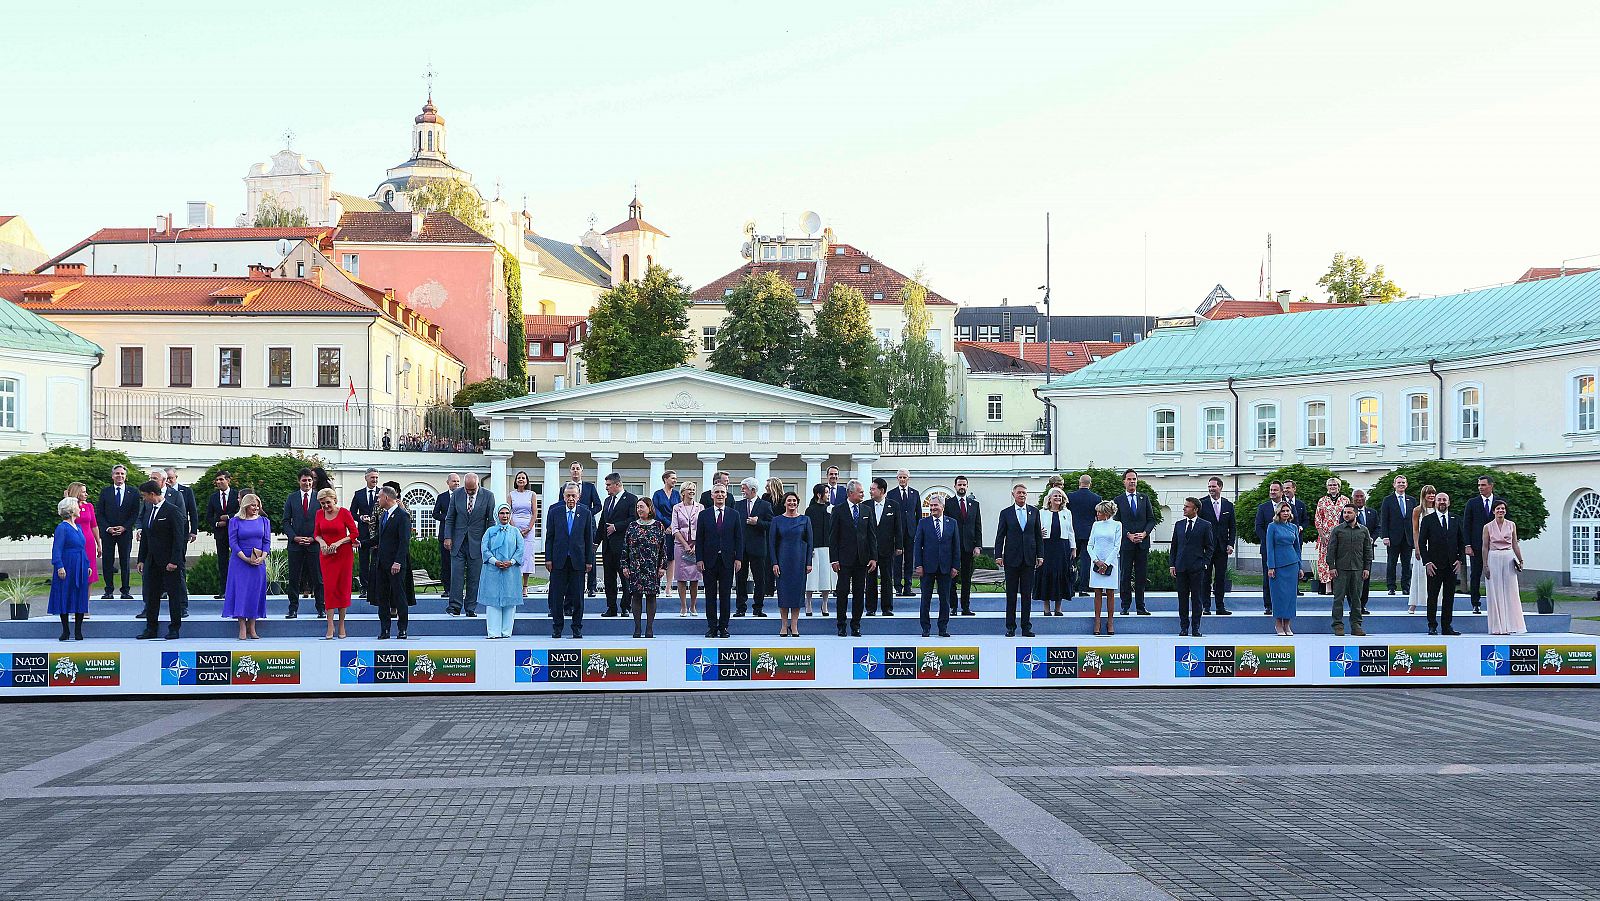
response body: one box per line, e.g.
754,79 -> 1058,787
680,481 -> 698,499
316,487 -> 339,503
64,481 -> 86,499
1095,500 -> 1116,517
1045,487 -> 1067,509
240,493 -> 262,513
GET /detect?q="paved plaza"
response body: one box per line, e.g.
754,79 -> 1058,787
1,686 -> 1597,900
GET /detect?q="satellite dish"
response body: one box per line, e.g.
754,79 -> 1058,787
742,219 -> 757,237
800,211 -> 822,236
740,241 -> 753,260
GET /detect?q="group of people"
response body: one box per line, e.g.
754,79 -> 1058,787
382,429 -> 484,454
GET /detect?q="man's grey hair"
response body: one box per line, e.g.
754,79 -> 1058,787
740,477 -> 759,491
379,485 -> 399,500
846,479 -> 864,494
366,467 -> 379,476
463,472 -> 480,485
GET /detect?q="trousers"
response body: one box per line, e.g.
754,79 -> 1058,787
1331,570 -> 1366,630
484,603 -> 519,638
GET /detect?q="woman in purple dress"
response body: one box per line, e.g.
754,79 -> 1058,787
224,493 -> 271,640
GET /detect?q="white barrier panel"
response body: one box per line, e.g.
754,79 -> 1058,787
0,636 -> 1594,697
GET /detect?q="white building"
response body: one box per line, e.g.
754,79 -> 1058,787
0,296 -> 99,454
0,215 -> 48,274
36,222 -> 334,277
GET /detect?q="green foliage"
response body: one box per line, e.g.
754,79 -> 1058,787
409,537 -> 442,580
1316,251 -> 1403,304
1363,460 -> 1550,541
0,447 -> 144,540
195,454 -> 326,535
1147,549 -> 1176,592
974,551 -> 996,570
1,576 -> 48,606
1535,579 -> 1555,604
579,264 -> 694,383
707,272 -> 808,386
793,283 -> 885,405
1237,464 -> 1347,545
452,377 -> 524,408
407,177 -> 487,235
252,194 -> 310,228
187,552 -> 221,597
501,249 -> 526,387
1056,468 -> 1165,526
885,273 -> 950,433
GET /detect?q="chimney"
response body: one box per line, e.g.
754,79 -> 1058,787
1275,289 -> 1292,313
410,211 -> 425,238
55,262 -> 87,277
247,264 -> 274,279
309,264 -> 324,287
187,201 -> 215,229
154,214 -> 169,234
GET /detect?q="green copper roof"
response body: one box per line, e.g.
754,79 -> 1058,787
1046,270 -> 1600,389
0,297 -> 101,357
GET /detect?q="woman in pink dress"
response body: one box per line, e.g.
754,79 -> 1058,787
65,482 -> 99,596
1482,500 -> 1526,635
672,482 -> 704,617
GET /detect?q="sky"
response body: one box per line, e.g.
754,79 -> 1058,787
5,0 -> 1600,314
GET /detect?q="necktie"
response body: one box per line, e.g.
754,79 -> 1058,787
1441,514 -> 1448,530
147,505 -> 155,529
1129,494 -> 1137,514
960,498 -> 967,517
381,509 -> 389,531
717,508 -> 724,529
567,508 -> 574,532
604,496 -> 613,518
852,504 -> 859,523
467,493 -> 474,514
116,487 -> 122,505
303,492 -> 309,514
935,518 -> 942,539
1485,497 -> 1492,516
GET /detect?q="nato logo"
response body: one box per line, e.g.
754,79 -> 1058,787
340,650 -> 375,684
1329,646 -> 1360,677
161,651 -> 198,685
1481,645 -> 1511,676
853,647 -> 884,680
1174,646 -> 1207,678
1015,647 -> 1046,679
515,649 -> 548,683
685,648 -> 719,681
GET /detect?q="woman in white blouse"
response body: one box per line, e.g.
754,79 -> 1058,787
1085,500 -> 1122,636
1037,488 -> 1076,616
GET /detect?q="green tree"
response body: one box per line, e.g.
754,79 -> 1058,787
407,177 -> 488,235
1056,467 -> 1165,526
579,263 -> 694,383
195,453 -> 327,536
1315,251 -> 1403,304
793,283 -> 885,404
0,447 -> 145,540
1237,463 -> 1349,545
884,272 -> 951,433
707,271 -> 808,386
502,250 -> 526,387
1363,461 -> 1549,542
252,194 -> 310,228
452,377 -> 525,408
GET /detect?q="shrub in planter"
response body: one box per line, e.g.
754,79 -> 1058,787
1146,549 -> 1176,592
185,553 -> 221,597
1535,579 -> 1556,615
409,538 -> 441,580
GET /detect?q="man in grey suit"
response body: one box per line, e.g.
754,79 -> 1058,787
443,472 -> 495,616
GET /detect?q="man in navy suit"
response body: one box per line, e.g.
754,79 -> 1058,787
205,471 -> 241,590
444,473 -> 495,617
1463,474 -> 1506,615
282,469 -> 325,619
1114,469 -> 1154,616
1378,474 -> 1413,595
97,464 -> 142,600
994,483 -> 1041,638
695,484 -> 744,638
830,480 -> 877,637
889,470 -> 922,597
1253,481 -> 1285,614
865,477 -> 899,616
598,473 -> 640,618
1196,476 -> 1235,615
913,495 -> 961,637
544,484 -> 596,638
162,467 -> 198,546
135,480 -> 188,640
733,478 -> 773,618
1169,497 -> 1215,637
565,462 -> 602,597
1066,475 -> 1100,597
824,466 -> 849,508
348,468 -> 382,595
950,476 -> 982,615
1418,491 -> 1467,636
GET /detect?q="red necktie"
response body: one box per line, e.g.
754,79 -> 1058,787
717,509 -> 723,529
303,493 -> 309,514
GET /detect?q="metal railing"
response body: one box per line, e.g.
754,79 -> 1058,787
879,431 -> 1047,455
93,388 -> 485,453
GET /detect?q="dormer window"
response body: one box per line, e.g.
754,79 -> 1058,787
796,271 -> 808,280
858,264 -> 871,273
723,288 -> 734,297
873,292 -> 884,300
761,245 -> 777,261
834,247 -> 845,255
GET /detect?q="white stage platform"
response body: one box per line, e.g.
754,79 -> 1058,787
1,633 -> 1594,697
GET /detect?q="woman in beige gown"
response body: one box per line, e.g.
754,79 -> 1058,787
1482,501 -> 1526,635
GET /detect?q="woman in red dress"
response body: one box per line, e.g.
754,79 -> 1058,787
314,488 -> 359,639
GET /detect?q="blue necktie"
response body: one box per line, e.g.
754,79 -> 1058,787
567,509 -> 574,533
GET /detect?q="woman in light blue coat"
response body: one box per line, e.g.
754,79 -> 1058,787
480,505 -> 524,638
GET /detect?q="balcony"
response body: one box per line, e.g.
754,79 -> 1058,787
880,430 -> 1047,456
92,388 -> 485,453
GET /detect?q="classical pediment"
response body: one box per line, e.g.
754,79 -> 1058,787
251,406 -> 305,421
473,367 -> 889,422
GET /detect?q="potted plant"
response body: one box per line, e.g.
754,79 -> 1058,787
265,550 -> 289,596
0,576 -> 45,621
1534,579 -> 1556,615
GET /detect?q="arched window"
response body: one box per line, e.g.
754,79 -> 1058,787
1150,407 -> 1178,453
621,254 -> 631,282
1352,394 -> 1382,446
403,488 -> 437,539
1404,391 -> 1431,444
427,130 -> 434,152
416,133 -> 422,153
1199,404 -> 1228,451
1572,490 -> 1600,583
1574,373 -> 1598,433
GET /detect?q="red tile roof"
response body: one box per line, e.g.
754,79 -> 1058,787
962,340 -> 1131,374
0,216 -> 14,227
1516,266 -> 1599,283
691,242 -> 955,306
602,217 -> 668,238
957,342 -> 1051,374
0,273 -> 381,315
1202,298 -> 1352,320
36,226 -> 336,273
334,211 -> 494,245
524,314 -> 586,339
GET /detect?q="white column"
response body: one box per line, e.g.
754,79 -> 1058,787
801,454 -> 829,497
644,452 -> 672,493
698,452 -> 724,495
538,450 -> 564,505
852,454 -> 878,490
486,450 -> 512,503
593,452 -> 619,482
750,453 -> 778,488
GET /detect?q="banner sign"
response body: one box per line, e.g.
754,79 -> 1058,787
341,649 -> 476,684
0,651 -> 121,688
162,651 -> 301,686
685,647 -> 816,681
1015,646 -> 1141,679
853,646 -> 980,680
1174,645 -> 1295,679
1329,644 -> 1447,678
1481,643 -> 1596,677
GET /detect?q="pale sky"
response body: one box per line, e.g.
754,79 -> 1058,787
6,0 -> 1600,313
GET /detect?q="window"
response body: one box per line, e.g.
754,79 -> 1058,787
761,245 -> 777,261
1134,332 -> 1143,342
401,361 -> 410,389
120,425 -> 143,442
211,263 -> 219,273
0,377 -> 16,429
218,348 -> 242,387
119,347 -> 144,387
1406,392 -> 1431,443
875,328 -> 892,346
405,488 -> 439,539
528,342 -> 543,358
1572,491 -> 1600,582
834,246 -> 845,255
526,374 -> 537,394
796,270 -> 808,280
168,347 -> 192,387
799,245 -> 814,260
316,425 -> 340,449
296,261 -> 306,277
1202,405 -> 1227,450
267,425 -> 291,447
1022,324 -> 1036,342
1112,332 -> 1123,343
427,131 -> 434,151
1457,386 -> 1482,440
795,287 -> 806,299
316,348 -> 341,387
1577,375 -> 1597,432
621,254 -> 630,282
1253,403 -> 1279,450
956,325 -> 972,340
268,348 -> 292,387
927,328 -> 942,348
1152,409 -> 1177,452
723,288 -> 734,297
1303,400 -> 1328,448
552,342 -> 566,357
987,394 -> 1003,422
218,426 -> 241,446
341,253 -> 358,278
782,245 -> 796,261
872,292 -> 884,300
858,264 -> 871,273
1355,395 -> 1382,446
169,426 -> 192,444
702,327 -> 718,352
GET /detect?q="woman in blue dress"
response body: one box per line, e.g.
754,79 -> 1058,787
223,494 -> 271,640
480,505 -> 524,639
1264,503 -> 1303,636
768,491 -> 814,638
49,497 -> 91,641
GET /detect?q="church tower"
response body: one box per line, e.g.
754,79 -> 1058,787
603,192 -> 668,286
370,90 -> 473,210
412,94 -> 448,162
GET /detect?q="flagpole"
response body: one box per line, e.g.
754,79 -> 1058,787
1266,232 -> 1273,302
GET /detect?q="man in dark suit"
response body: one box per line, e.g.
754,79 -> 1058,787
696,484 -> 744,638
1196,476 -> 1235,615
950,476 -> 982,615
913,494 -> 961,638
889,469 -> 921,597
1350,489 -> 1378,614
1282,478 -> 1309,596
544,484 -> 596,638
205,471 -> 241,590
348,468 -> 382,595
163,467 -> 198,546
1114,469 -> 1154,616
1378,474 -> 1414,595
1169,497 -> 1215,637
865,477 -> 899,616
1253,481 -> 1285,614
1418,491 -> 1467,636
444,472 -> 495,616
1463,474 -> 1505,615
282,469 -> 324,619
566,462 -> 602,596
431,473 -> 459,595
96,464 -> 141,600
135,480 -> 188,640
830,479 -> 877,637
371,486 -> 414,640
824,466 -> 849,508
733,478 -> 773,618
1066,475 -> 1100,597
598,473 -> 639,617
698,471 -> 731,507
995,482 -> 1041,638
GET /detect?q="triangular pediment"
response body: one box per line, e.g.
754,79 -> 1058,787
251,406 -> 305,421
156,406 -> 203,420
473,367 -> 889,422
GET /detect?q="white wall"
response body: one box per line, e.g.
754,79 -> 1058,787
0,346 -> 95,454
55,238 -> 301,276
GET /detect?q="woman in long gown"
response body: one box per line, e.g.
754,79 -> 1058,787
1483,501 -> 1527,635
769,491 -> 814,638
622,498 -> 670,638
1407,485 -> 1437,615
480,505 -> 524,639
48,498 -> 90,642
804,484 -> 834,616
507,471 -> 539,598
1037,488 -> 1075,616
672,482 -> 704,617
314,488 -> 358,640
223,494 -> 270,640
1313,478 -> 1348,593
1265,504 -> 1303,636
1085,501 -> 1121,636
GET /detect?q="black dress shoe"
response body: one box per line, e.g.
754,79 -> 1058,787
939,630 -> 951,638
733,611 -> 746,618
884,611 -> 895,617
865,611 -> 876,616
465,611 -> 477,618
286,612 -> 298,620
1444,628 -> 1461,636
705,629 -> 718,638
377,630 -> 390,640
1202,607 -> 1213,615
837,628 -> 846,637
601,611 -> 617,618
573,631 -> 583,640
120,593 -> 134,600
754,611 -> 768,617
101,593 -> 114,601
448,610 -> 461,617
719,629 -> 731,638
165,630 -> 180,641
963,610 -> 975,616
1021,629 -> 1035,638
136,629 -> 157,640
1217,609 -> 1232,616
1428,626 -> 1438,635
1005,629 -> 1015,638
850,629 -> 862,637
1120,607 -> 1131,615
396,630 -> 407,640
1136,609 -> 1151,616
1192,629 -> 1204,638
553,631 -> 563,639
922,630 -> 931,638
1472,606 -> 1482,615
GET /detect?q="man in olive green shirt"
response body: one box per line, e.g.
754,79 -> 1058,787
1326,504 -> 1374,637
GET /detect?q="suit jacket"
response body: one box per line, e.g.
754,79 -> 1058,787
136,500 -> 187,570
1418,511 -> 1468,570
370,505 -> 416,608
1254,500 -> 1279,548
566,481 -> 601,518
1196,496 -> 1235,554
950,493 -> 982,554
694,505 -> 744,571
349,485 -> 382,541
829,500 -> 877,569
282,489 -> 320,542
1352,505 -> 1378,538
1379,494 -> 1415,547
826,483 -> 849,508
1113,492 -> 1155,549
1284,497 -> 1309,532
206,488 -> 242,541
734,496 -> 774,560
598,490 -> 640,553
166,484 -> 198,537
97,483 -> 142,533
1066,488 -> 1101,541
444,488 -> 496,560
913,515 -> 961,575
543,503 -> 595,571
1169,517 -> 1214,573
994,504 -> 1041,568
432,488 -> 452,529
889,485 -> 922,538
866,498 -> 900,559
1463,494 -> 1505,552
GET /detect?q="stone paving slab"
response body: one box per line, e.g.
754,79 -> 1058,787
0,699 -> 182,771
